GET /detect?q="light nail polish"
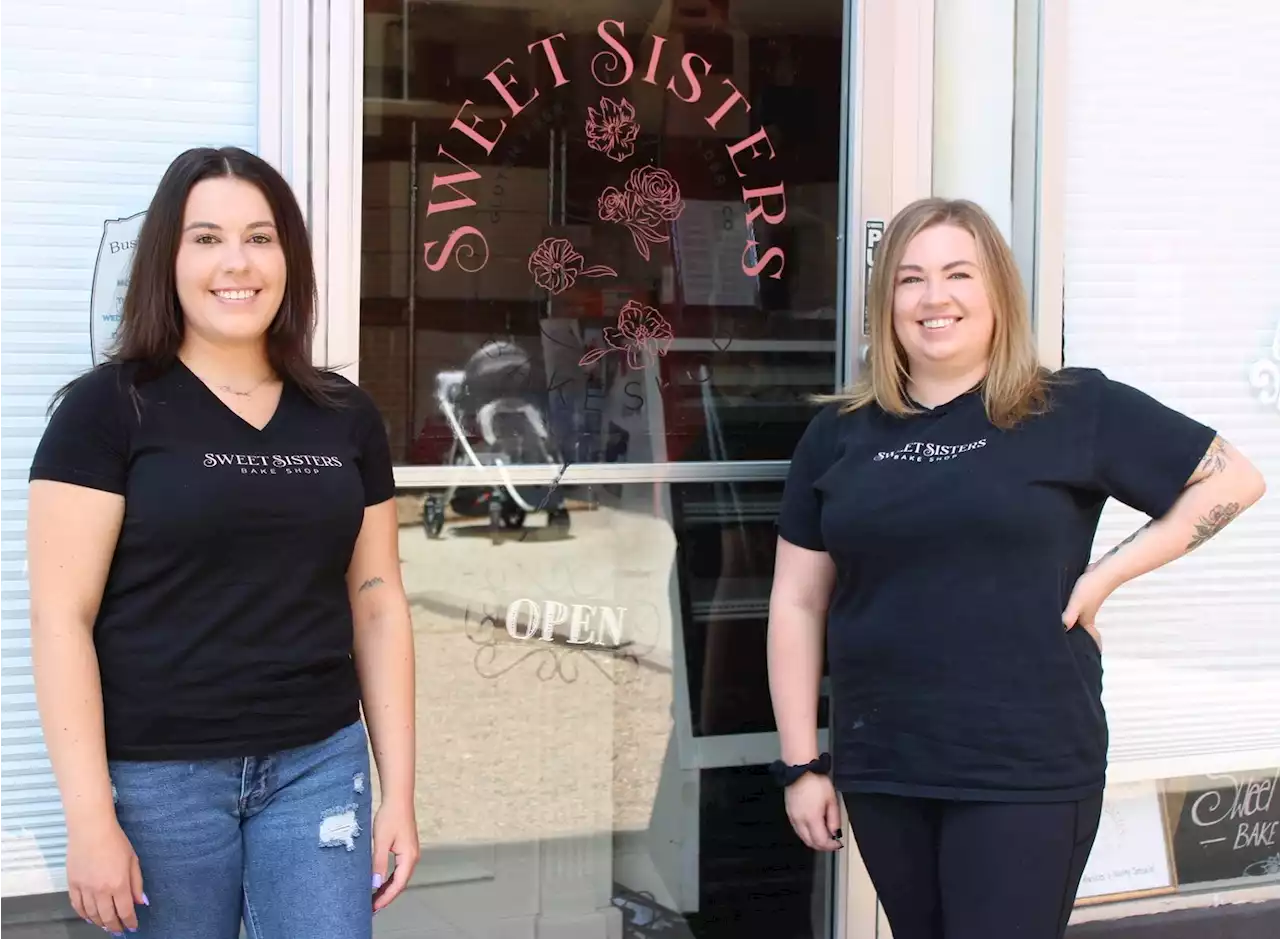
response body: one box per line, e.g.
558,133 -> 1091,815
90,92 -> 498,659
372,873 -> 384,890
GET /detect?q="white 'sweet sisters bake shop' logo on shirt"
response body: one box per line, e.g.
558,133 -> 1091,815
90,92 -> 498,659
873,438 -> 987,464
203,453 -> 344,475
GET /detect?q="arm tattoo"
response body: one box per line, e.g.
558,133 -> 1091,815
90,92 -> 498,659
1186,503 -> 1240,552
1196,436 -> 1229,477
358,576 -> 385,593
1087,520 -> 1153,572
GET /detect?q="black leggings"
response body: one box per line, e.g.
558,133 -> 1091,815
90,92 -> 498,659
843,791 -> 1103,939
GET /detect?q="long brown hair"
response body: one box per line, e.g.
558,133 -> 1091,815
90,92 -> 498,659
825,198 -> 1049,428
55,146 -> 341,410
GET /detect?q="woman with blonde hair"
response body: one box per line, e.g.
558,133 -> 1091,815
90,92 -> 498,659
767,198 -> 1265,938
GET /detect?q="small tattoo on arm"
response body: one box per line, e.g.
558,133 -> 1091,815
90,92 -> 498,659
1087,520 -> 1153,572
1186,503 -> 1240,552
1196,436 -> 1229,477
358,577 -> 385,593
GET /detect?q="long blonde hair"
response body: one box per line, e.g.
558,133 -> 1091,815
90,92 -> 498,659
824,198 -> 1049,429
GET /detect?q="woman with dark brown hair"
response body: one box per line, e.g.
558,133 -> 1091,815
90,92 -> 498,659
767,198 -> 1266,938
27,147 -> 419,938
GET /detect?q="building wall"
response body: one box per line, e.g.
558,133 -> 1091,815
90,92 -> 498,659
1058,0 -> 1280,923
0,0 -> 262,906
931,0 -> 1280,929
2,0 -> 1276,935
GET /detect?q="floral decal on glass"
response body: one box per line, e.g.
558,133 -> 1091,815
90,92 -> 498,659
579,300 -> 674,370
585,96 -> 640,163
527,237 -> 617,295
598,166 -> 686,261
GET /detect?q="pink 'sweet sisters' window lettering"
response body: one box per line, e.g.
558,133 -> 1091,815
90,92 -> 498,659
419,19 -> 790,280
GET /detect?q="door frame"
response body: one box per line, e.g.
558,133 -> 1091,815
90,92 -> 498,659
838,1 -> 936,935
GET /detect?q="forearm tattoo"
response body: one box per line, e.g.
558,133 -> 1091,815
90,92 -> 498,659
1087,520 -> 1153,572
358,576 -> 385,593
1187,503 -> 1241,552
1196,436 -> 1229,477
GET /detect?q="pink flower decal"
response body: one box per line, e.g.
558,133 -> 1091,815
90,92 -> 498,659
527,237 -> 616,295
579,300 -> 674,370
585,97 -> 640,163
597,166 -> 686,261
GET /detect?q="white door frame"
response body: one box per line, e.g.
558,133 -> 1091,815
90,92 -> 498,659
839,1 -> 936,935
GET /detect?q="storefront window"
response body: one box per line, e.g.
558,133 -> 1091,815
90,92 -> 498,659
361,0 -> 847,464
1077,771 -> 1280,908
375,481 -> 833,938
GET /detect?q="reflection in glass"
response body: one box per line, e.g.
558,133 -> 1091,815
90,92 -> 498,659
377,481 -> 831,939
360,1 -> 847,465
672,481 -> 830,736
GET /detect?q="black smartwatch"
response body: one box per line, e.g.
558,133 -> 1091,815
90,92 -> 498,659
769,751 -> 831,788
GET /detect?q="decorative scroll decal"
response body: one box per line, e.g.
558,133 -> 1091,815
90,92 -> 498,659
1248,317 -> 1280,411
585,96 -> 640,163
527,237 -> 617,294
597,167 -> 686,261
464,559 -> 662,685
578,301 -> 674,370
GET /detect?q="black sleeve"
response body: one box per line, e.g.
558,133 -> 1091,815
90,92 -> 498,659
777,406 -> 836,551
353,388 -> 396,506
1090,372 -> 1218,519
29,367 -> 131,495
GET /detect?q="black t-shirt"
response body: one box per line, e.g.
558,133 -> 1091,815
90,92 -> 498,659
29,361 -> 396,761
777,368 -> 1216,801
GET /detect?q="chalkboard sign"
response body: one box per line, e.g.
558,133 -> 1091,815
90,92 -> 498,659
1165,768 -> 1280,885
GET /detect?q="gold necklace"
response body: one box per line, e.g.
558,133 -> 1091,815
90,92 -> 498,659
213,375 -> 275,397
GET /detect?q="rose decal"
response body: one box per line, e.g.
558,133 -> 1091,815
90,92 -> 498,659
597,166 -> 686,261
598,187 -> 631,224
585,96 -> 640,163
527,237 -> 616,295
579,300 -> 674,370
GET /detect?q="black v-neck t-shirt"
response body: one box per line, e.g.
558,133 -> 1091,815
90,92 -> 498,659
777,368 -> 1216,801
30,361 -> 396,761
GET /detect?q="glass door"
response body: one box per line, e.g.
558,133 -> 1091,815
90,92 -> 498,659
351,2 -> 865,937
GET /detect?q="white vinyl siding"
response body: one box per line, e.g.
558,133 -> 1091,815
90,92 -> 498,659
1062,1 -> 1280,780
0,0 -> 260,896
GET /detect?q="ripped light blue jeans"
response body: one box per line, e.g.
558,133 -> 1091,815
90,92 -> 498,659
108,720 -> 373,939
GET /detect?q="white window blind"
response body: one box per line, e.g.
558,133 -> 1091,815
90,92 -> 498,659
0,0 -> 259,896
1062,1 -> 1280,782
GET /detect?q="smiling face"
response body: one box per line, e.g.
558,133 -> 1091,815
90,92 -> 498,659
892,223 -> 995,379
174,176 -> 286,349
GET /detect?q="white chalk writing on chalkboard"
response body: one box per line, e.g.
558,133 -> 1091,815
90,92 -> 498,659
1169,768 -> 1280,886
1188,770 -> 1277,847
